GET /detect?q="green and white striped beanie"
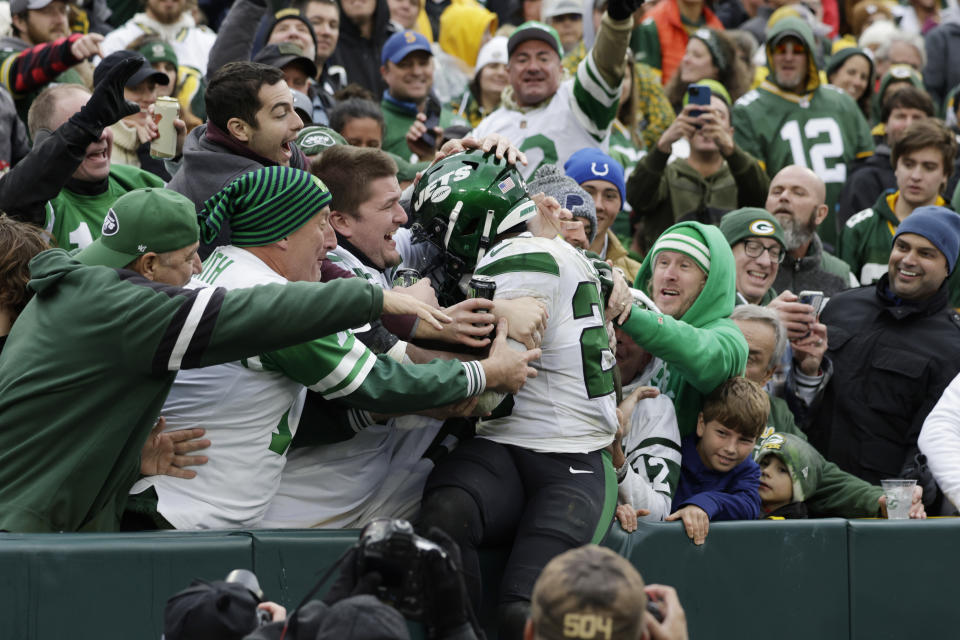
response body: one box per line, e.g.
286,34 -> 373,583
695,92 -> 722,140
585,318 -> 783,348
200,166 -> 332,247
650,226 -> 711,274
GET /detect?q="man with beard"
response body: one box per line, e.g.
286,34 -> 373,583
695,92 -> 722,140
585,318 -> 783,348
732,17 -> 874,250
767,165 -> 857,298
101,0 -> 217,76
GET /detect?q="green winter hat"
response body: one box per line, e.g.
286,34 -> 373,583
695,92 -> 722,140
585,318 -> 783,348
199,166 -> 332,247
649,226 -> 711,274
755,432 -> 822,503
878,64 -> 923,101
138,39 -> 178,67
719,208 -> 786,251
507,21 -> 563,58
296,126 -> 346,156
75,188 -> 199,269
826,46 -> 873,80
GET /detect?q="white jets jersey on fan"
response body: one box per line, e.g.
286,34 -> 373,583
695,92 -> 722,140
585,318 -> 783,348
328,227 -> 435,287
260,414 -> 443,528
474,234 -> 618,453
471,53 -> 620,179
130,246 -> 377,529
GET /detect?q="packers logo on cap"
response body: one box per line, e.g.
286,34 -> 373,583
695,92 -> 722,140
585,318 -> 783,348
102,209 -> 119,236
749,219 -> 776,236
760,433 -> 785,450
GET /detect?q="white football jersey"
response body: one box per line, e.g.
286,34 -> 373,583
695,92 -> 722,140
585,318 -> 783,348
472,53 -> 620,180
130,246 -> 377,529
474,234 -> 618,453
260,414 -> 443,528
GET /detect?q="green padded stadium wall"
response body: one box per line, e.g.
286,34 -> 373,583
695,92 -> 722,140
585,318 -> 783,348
1,519 -> 958,639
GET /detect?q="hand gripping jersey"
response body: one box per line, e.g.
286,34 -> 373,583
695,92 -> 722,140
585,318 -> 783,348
471,51 -> 621,180
473,234 -> 618,453
132,246 -> 485,529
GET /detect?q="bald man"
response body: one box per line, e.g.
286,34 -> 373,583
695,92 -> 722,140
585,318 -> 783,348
765,165 -> 857,298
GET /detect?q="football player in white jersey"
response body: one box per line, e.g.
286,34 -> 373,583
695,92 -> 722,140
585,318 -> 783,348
410,149 -> 629,639
260,145 -> 548,529
129,166 -> 540,530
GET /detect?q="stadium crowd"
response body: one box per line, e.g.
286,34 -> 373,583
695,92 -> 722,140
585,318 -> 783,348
3,0 -> 960,634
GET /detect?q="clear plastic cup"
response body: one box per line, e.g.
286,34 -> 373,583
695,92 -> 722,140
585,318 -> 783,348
881,479 -> 917,520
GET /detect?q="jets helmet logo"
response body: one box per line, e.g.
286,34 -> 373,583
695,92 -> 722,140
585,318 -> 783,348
102,209 -> 120,236
302,132 -> 334,149
749,219 -> 776,236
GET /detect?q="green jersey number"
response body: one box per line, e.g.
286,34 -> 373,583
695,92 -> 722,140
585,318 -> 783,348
268,409 -> 293,455
779,117 -> 846,184
572,281 -> 615,398
518,134 -> 559,178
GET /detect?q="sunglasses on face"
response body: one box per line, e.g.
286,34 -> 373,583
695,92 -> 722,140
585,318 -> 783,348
774,41 -> 806,56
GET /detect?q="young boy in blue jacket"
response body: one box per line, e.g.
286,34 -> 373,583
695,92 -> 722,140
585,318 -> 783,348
667,377 -> 766,544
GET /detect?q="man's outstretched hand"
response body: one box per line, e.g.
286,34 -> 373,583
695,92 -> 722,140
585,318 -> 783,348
72,57 -> 141,136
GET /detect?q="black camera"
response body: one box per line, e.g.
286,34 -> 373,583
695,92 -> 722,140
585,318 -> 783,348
355,518 -> 446,619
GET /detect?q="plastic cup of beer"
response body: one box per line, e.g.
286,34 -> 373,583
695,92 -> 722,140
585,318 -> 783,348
881,479 -> 917,520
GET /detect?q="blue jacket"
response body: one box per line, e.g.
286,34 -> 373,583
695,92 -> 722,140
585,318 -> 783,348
672,435 -> 762,521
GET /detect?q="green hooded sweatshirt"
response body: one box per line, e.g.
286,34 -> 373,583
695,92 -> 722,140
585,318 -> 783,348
619,221 -> 748,437
731,17 -> 874,249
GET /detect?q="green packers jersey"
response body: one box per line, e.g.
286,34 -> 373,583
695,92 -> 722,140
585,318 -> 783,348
732,84 -> 874,248
45,165 -> 164,250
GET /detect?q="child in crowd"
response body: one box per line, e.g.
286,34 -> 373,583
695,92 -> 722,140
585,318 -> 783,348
666,377 -> 766,544
754,432 -> 819,519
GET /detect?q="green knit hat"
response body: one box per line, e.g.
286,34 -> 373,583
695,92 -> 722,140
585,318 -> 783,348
649,226 -> 711,273
755,432 -> 822,503
200,166 -> 332,247
719,207 -> 786,251
76,188 -> 199,269
296,126 -> 346,157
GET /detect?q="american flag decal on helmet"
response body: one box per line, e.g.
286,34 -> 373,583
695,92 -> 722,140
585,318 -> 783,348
498,177 -> 515,193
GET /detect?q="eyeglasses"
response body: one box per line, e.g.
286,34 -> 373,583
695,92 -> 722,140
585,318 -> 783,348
773,41 -> 806,56
743,239 -> 784,263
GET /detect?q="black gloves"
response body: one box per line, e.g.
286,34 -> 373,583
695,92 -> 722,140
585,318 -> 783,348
607,0 -> 641,21
69,56 -> 141,139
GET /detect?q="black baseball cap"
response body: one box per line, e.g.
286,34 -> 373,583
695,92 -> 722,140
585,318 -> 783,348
253,43 -> 318,80
94,50 -> 170,88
